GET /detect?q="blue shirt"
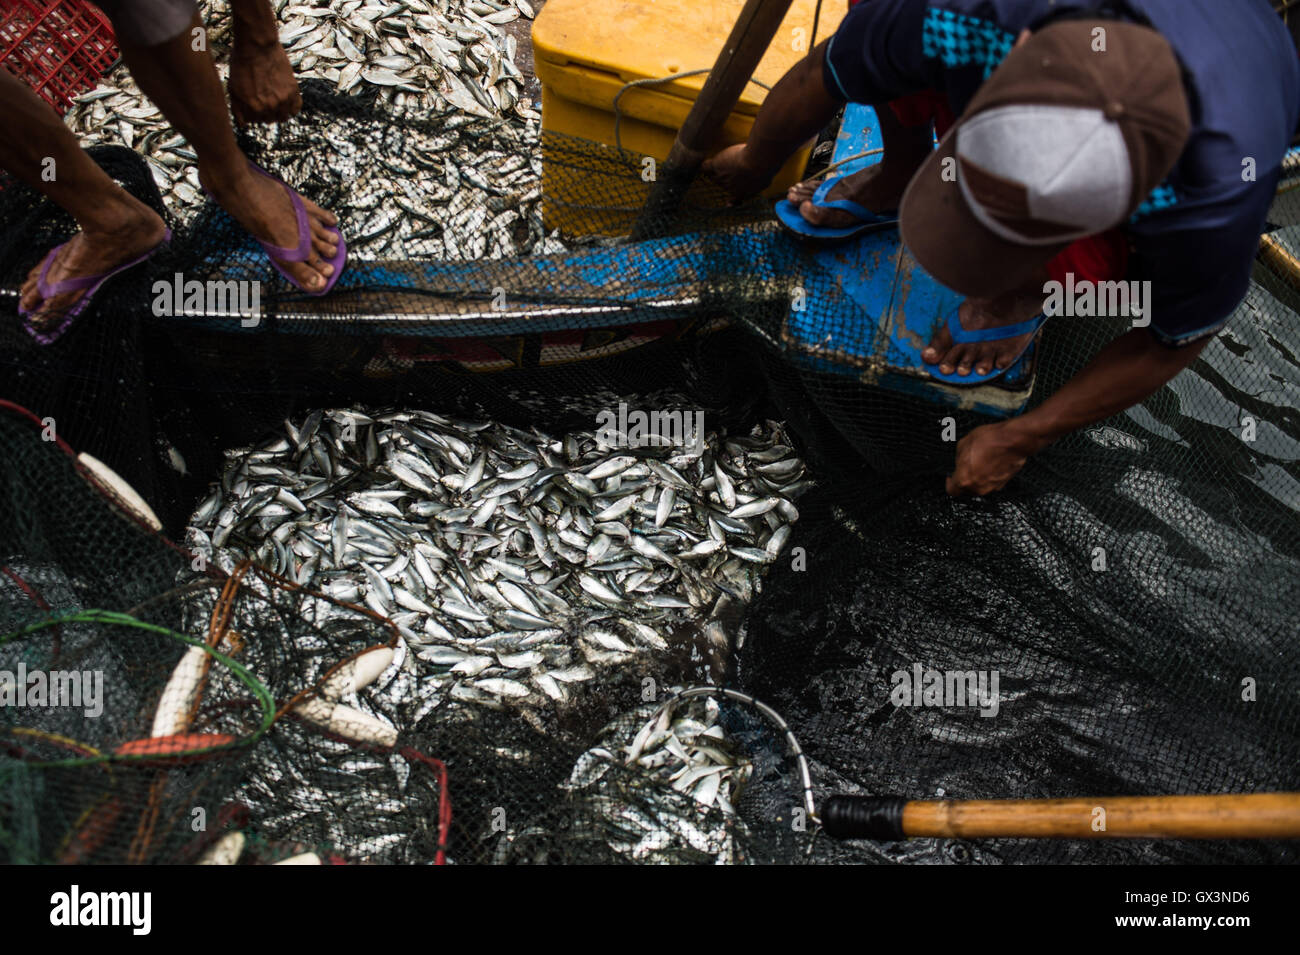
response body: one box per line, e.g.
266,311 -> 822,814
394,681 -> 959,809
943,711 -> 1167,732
824,0 -> 1300,345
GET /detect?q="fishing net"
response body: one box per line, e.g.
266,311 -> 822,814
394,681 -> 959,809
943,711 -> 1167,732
0,404 -> 452,863
1,56 -> 1298,864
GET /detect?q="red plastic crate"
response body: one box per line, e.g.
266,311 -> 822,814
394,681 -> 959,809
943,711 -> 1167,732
0,0 -> 118,115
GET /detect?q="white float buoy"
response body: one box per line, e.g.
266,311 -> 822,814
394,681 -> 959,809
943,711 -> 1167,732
318,646 -> 395,701
151,644 -> 210,737
197,830 -> 245,865
292,695 -> 398,748
274,852 -> 322,865
76,452 -> 163,531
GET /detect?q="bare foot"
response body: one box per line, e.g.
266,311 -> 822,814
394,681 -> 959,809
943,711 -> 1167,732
20,200 -> 168,332
785,162 -> 911,229
202,163 -> 340,292
922,287 -> 1046,377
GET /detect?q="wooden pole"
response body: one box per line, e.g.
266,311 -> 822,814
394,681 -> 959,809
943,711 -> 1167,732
822,792 -> 1300,840
630,0 -> 797,240
1257,232 -> 1300,294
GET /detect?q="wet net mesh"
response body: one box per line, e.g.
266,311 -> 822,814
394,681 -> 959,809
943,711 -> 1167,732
1,75 -> 1298,864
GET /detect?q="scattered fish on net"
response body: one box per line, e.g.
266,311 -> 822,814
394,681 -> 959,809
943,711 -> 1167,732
562,690 -> 753,864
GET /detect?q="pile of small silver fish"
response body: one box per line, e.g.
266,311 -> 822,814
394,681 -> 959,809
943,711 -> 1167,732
563,693 -> 751,864
264,0 -> 537,118
64,0 -> 552,258
187,408 -> 807,719
253,108 -> 552,261
184,406 -> 805,861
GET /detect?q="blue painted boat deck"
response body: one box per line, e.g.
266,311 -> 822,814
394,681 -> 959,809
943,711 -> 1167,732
779,103 -> 1036,416
168,103 -> 1036,416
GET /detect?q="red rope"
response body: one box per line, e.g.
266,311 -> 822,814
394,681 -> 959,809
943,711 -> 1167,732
0,565 -> 61,660
400,745 -> 452,866
0,398 -> 77,455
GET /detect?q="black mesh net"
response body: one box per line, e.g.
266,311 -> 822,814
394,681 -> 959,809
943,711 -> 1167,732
1,68 -> 1298,864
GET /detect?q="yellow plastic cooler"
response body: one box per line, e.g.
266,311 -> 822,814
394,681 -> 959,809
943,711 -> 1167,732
531,0 -> 846,234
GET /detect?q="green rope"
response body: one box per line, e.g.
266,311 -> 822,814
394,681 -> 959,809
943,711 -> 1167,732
0,609 -> 276,767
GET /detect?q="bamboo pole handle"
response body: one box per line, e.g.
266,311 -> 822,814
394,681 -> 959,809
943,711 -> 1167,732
631,0 -> 797,240
1258,232 -> 1300,293
822,793 -> 1300,840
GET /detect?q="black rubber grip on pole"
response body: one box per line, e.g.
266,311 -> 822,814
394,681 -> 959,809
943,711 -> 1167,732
821,795 -> 908,840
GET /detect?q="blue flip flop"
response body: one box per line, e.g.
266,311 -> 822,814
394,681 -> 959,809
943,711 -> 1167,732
925,309 -> 1048,386
774,175 -> 899,242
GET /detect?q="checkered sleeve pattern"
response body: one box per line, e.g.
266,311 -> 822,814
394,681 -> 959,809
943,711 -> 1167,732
1130,182 -> 1180,222
921,7 -> 1016,79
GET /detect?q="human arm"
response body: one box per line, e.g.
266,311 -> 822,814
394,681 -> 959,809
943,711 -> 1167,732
227,0 -> 302,124
703,40 -> 842,197
946,329 -> 1211,496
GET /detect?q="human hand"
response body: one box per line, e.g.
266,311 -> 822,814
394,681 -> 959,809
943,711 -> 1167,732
229,38 -> 301,125
702,144 -> 773,200
945,421 -> 1041,497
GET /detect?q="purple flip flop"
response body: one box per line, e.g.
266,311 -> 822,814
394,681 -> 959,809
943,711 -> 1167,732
18,227 -> 172,346
245,161 -> 346,296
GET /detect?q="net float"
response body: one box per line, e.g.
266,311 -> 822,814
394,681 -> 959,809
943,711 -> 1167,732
293,696 -> 398,749
114,733 -> 239,766
318,646 -> 396,702
197,830 -> 246,865
274,852 -> 322,865
76,452 -> 163,531
150,644 -> 210,738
